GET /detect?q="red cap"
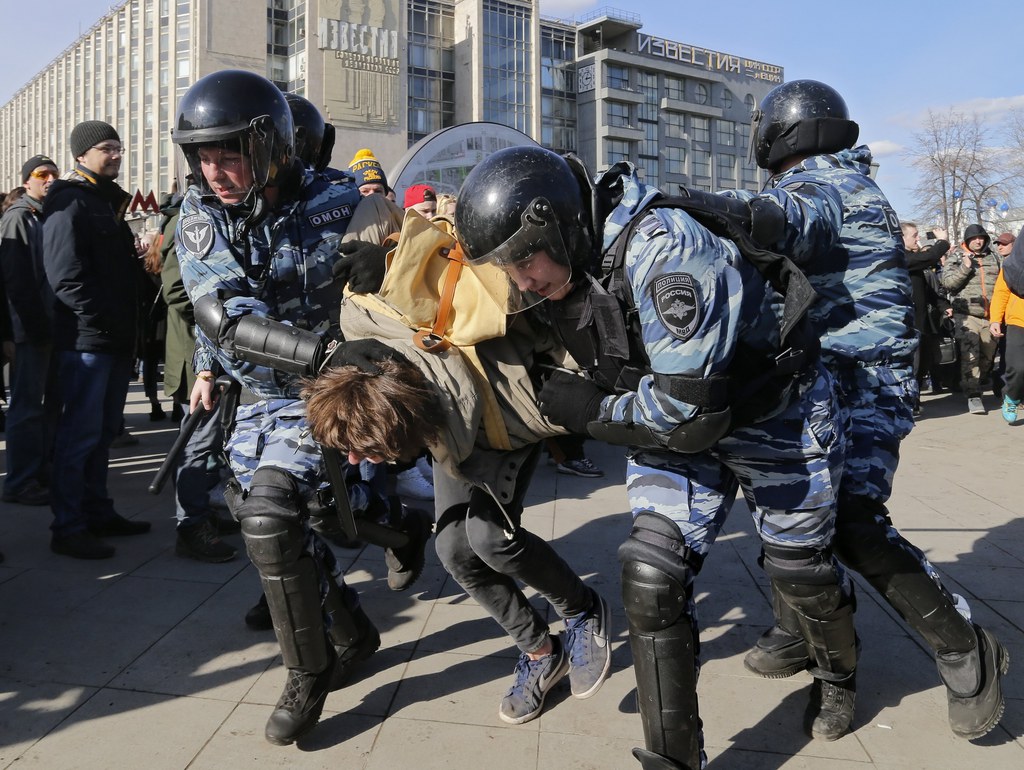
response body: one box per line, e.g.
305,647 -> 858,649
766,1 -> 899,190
995,232 -> 1016,246
403,183 -> 436,208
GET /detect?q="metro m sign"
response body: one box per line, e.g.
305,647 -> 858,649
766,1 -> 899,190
130,189 -> 159,214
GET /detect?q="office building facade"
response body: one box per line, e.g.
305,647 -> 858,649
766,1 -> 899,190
0,1 -> 780,215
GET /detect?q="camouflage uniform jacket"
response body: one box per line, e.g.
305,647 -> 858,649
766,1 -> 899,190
588,165 -> 786,443
176,170 -> 361,399
732,146 -> 915,372
940,245 -> 1002,319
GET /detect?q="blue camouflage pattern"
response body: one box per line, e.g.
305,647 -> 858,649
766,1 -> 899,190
176,171 -> 377,618
176,170 -> 361,492
177,169 -> 361,400
727,146 -> 918,502
626,364 -> 845,556
590,165 -> 845,541
833,365 -> 915,501
597,168 -> 783,435
729,146 -> 917,371
585,166 -> 850,770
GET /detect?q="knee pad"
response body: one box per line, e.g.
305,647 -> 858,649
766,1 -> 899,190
238,469 -> 308,575
237,467 -> 305,522
761,542 -> 845,617
618,511 -> 699,633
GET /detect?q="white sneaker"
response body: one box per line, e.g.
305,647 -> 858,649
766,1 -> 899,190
396,468 -> 434,500
415,456 -> 433,483
968,397 -> 986,415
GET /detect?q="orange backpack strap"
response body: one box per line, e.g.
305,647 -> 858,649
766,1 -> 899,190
413,241 -> 467,354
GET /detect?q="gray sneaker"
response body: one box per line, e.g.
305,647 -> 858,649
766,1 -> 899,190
564,589 -> 612,698
968,397 -> 986,415
499,636 -> 569,725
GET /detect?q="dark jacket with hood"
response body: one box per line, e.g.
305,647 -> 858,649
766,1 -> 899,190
42,166 -> 139,354
906,238 -> 948,334
0,192 -> 54,344
941,224 -> 1002,318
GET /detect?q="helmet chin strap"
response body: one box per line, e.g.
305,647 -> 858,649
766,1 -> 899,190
235,188 -> 266,241
749,109 -> 762,166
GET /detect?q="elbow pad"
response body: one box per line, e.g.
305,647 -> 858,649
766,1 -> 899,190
192,294 -> 326,375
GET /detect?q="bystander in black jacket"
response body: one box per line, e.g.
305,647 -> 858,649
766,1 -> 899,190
0,193 -> 54,345
907,238 -> 949,336
42,166 -> 138,354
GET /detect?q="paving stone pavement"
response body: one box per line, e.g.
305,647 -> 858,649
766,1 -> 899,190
0,384 -> 1021,769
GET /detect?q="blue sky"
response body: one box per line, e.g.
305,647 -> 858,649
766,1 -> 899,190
3,0 -> 1022,218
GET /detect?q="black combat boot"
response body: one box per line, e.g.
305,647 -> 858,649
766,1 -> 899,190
264,648 -> 337,746
805,673 -> 856,741
632,747 -> 695,769
938,624 -> 1010,739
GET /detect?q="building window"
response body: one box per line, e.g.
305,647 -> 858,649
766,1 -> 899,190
606,139 -> 631,166
409,0 -> 456,144
692,149 -> 710,178
665,111 -> 685,140
716,153 -> 736,186
540,26 -> 575,93
483,0 -> 532,133
605,63 -> 629,90
694,82 -> 709,105
636,156 -> 658,187
716,119 -> 735,147
664,145 -> 686,176
721,88 -> 733,109
745,93 -> 756,118
607,101 -> 630,128
690,116 -> 709,143
665,76 -> 685,101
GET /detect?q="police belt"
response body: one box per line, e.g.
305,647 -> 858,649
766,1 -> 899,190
652,345 -> 809,413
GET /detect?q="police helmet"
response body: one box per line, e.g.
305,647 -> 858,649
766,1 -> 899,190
173,69 -> 298,199
455,146 -> 594,276
283,92 -> 334,172
752,79 -> 860,172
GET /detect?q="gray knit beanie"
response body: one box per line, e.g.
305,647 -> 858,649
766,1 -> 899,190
70,121 -> 121,160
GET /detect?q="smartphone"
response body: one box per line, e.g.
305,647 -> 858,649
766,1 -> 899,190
926,230 -> 936,239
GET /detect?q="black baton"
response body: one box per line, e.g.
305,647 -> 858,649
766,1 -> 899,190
148,402 -> 208,495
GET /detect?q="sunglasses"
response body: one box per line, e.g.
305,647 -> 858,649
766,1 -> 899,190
29,168 -> 58,180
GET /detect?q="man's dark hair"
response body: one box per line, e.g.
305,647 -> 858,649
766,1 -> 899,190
303,357 -> 445,460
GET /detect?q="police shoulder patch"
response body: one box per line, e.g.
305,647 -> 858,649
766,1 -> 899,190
307,204 -> 353,229
179,213 -> 215,259
652,272 -> 702,342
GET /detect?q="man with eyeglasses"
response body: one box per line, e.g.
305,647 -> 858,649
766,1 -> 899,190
0,155 -> 60,507
41,120 -> 151,559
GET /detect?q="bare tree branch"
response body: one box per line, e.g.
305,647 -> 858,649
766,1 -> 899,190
904,108 -> 1024,240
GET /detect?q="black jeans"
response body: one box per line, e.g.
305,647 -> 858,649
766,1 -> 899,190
432,454 -> 590,653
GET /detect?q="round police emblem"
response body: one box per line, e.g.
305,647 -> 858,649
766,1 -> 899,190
652,272 -> 702,341
179,213 -> 214,259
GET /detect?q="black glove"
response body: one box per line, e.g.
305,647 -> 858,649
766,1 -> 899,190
332,240 -> 389,293
326,338 -> 410,374
748,195 -> 787,248
537,370 -> 608,436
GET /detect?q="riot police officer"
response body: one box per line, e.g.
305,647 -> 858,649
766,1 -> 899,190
172,69 -> 428,746
455,146 -> 858,770
732,79 -> 1008,741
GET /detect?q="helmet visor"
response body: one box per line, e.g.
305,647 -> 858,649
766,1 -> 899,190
464,197 -> 574,312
